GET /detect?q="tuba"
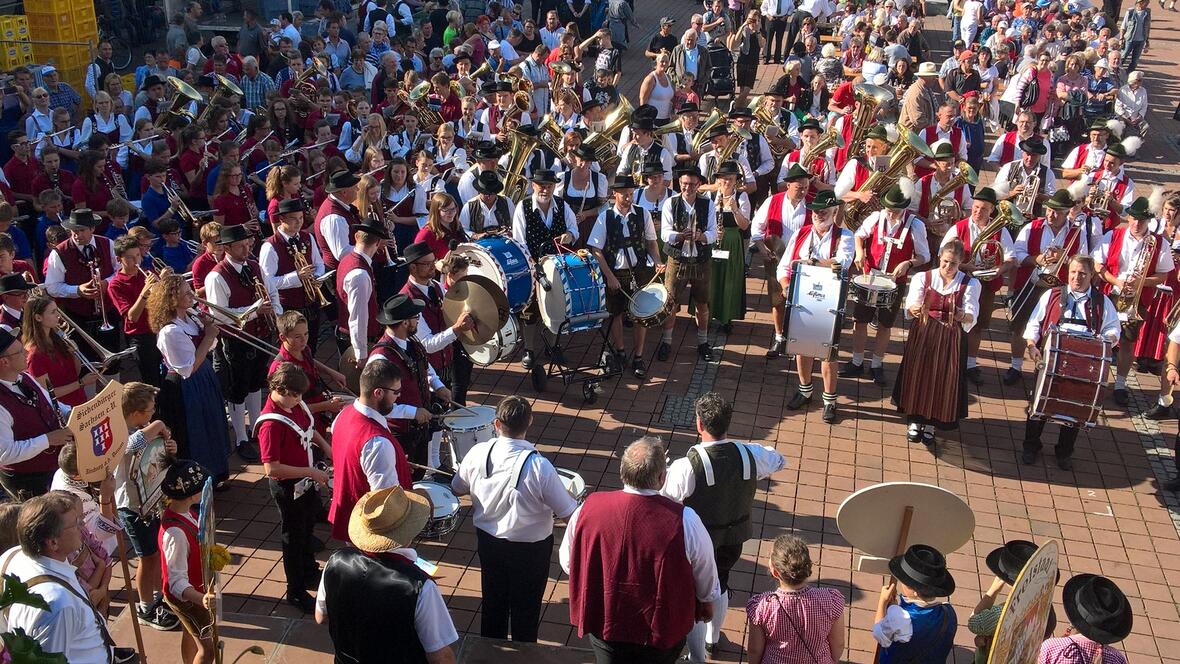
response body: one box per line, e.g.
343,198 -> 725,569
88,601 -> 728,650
1114,232 -> 1157,330
534,114 -> 566,155
690,108 -> 727,153
749,96 -> 788,157
408,80 -> 443,130
501,126 -> 543,202
927,162 -> 980,236
196,74 -> 245,126
845,83 -> 894,162
583,95 -> 633,164
158,76 -> 202,131
970,201 -> 1027,281
843,129 -> 933,231
653,117 -> 683,137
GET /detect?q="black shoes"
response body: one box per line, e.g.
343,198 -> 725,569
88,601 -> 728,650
632,357 -> 647,379
822,403 -> 837,423
1056,455 -> 1073,471
657,341 -> 672,361
838,361 -> 864,378
1002,367 -> 1023,385
236,438 -> 261,463
965,367 -> 983,386
1113,388 -> 1129,406
870,366 -> 886,386
287,591 -> 315,614
786,391 -> 812,410
698,343 -> 713,361
521,350 -> 535,370
137,601 -> 180,631
767,338 -> 785,359
1022,448 -> 1040,465
1144,403 -> 1174,420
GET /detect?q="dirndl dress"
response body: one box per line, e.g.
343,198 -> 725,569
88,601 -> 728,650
158,320 -> 231,479
1133,274 -> 1174,362
708,208 -> 749,325
892,271 -> 970,429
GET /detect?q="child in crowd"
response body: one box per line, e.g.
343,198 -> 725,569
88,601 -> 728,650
158,457 -> 218,664
35,190 -> 65,256
109,236 -> 165,387
270,311 -> 348,434
0,233 -> 38,282
104,198 -> 135,242
152,218 -> 198,274
257,362 -> 332,614
189,222 -> 223,298
42,225 -> 69,276
0,202 -> 32,260
873,544 -> 958,664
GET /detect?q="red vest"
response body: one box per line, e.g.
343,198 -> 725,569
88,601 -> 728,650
1014,218 -> 1083,290
568,491 -> 695,650
867,214 -> 918,281
997,131 -> 1022,163
53,237 -> 115,318
917,173 -> 967,220
370,334 -> 429,434
158,508 -> 204,602
328,404 -> 412,542
1068,143 -> 1096,170
0,307 -> 19,330
209,258 -> 267,336
833,115 -> 856,171
916,125 -> 962,178
0,373 -> 63,473
763,192 -> 811,239
335,251 -> 380,341
788,224 -> 841,263
399,280 -> 453,372
265,230 -> 315,310
315,196 -> 360,270
1088,168 -> 1130,233
851,159 -> 872,192
954,218 -> 1003,293
1038,287 -> 1104,342
1101,227 -> 1163,306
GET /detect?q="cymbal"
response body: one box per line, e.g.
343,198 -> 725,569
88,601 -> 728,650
338,347 -> 361,396
443,275 -> 510,345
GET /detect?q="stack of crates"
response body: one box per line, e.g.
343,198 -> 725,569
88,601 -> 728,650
0,16 -> 33,68
26,0 -> 98,92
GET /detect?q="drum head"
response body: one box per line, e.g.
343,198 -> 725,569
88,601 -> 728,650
538,256 -> 569,333
442,405 -> 497,432
556,467 -> 586,499
464,316 -> 521,366
628,283 -> 668,318
455,243 -> 507,289
852,273 -> 897,290
413,481 -> 460,518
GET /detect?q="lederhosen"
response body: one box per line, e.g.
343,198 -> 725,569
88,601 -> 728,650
210,259 -> 272,404
663,195 -> 713,304
602,206 -> 654,316
521,198 -> 570,324
465,196 -> 513,235
373,336 -> 434,470
560,170 -> 605,248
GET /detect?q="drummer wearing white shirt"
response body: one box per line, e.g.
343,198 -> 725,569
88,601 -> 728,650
587,179 -> 665,379
775,190 -> 854,423
1020,255 -> 1119,470
452,396 -> 577,643
754,164 -> 812,358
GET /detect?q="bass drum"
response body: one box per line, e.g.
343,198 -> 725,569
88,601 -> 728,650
783,261 -> 847,360
464,315 -> 522,366
537,253 -> 609,334
455,236 -> 534,311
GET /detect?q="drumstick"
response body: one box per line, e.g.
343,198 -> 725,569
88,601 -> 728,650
408,461 -> 455,477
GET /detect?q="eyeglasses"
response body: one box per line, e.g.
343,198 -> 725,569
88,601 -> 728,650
376,385 -> 402,395
33,93 -> 48,98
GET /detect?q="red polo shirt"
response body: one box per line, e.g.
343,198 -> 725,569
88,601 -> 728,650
258,399 -> 315,468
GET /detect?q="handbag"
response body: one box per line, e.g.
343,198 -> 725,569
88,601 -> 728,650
1019,70 -> 1040,109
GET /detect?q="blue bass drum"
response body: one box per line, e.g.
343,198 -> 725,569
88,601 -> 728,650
455,236 -> 534,311
537,253 -> 609,334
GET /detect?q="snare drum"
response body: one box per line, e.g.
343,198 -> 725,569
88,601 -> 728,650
848,273 -> 899,309
627,283 -> 674,327
440,405 -> 497,462
556,467 -> 588,504
464,316 -> 522,366
456,236 -> 534,311
1030,326 -> 1113,428
413,481 -> 461,538
784,261 -> 847,360
537,253 -> 609,334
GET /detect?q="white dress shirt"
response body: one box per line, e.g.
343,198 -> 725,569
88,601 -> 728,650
458,196 -> 510,235
660,195 -> 718,259
1014,221 -> 1089,266
1078,168 -> 1136,209
0,374 -> 70,466
259,231 -> 326,293
833,158 -> 880,198
347,400 -> 404,490
451,436 -> 578,542
434,145 -> 468,177
511,196 -> 580,260
558,487 -> 721,603
995,161 -> 1056,200
751,194 -> 810,241
45,239 -> 117,299
743,135 -> 775,177
315,547 -> 458,653
364,337 -> 445,418
1092,229 -> 1174,288
1023,288 -> 1120,345
77,113 -> 132,165
407,279 -> 457,354
1,547 -> 112,664
775,225 -> 855,281
855,213 -> 932,266
618,141 -> 675,183
319,194 -> 356,262
902,269 -> 981,332
457,166 -> 493,204
586,204 -> 658,271
986,132 -> 1052,167
1062,143 -> 1106,172
161,509 -> 199,598
203,257 -> 284,323
0,304 -> 21,333
661,439 -> 786,502
157,316 -> 205,379
342,251 -> 375,359
697,150 -> 756,185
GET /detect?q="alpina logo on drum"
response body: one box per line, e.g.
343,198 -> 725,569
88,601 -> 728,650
808,282 -> 825,298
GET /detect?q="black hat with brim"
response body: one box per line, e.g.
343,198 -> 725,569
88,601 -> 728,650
1043,188 -> 1076,210
582,98 -> 603,113
705,124 -> 730,141
714,160 -> 742,179
631,118 -> 657,131
641,163 -> 666,178
0,273 -> 34,294
728,108 -> 754,120
0,329 -> 15,355
474,170 -> 504,194
325,169 -> 361,192
276,198 -> 306,215
985,540 -> 1039,585
161,459 -> 211,499
376,293 -> 425,326
143,74 -> 164,90
888,544 -> 956,597
217,224 -> 253,245
531,169 -> 559,185
63,208 -> 98,231
677,102 -> 700,115
401,241 -> 434,266
1019,137 -> 1048,156
480,81 -> 498,95
471,141 -> 503,161
355,221 -> 390,240
1062,574 -> 1133,645
806,189 -> 841,211
573,144 -> 597,162
609,179 -> 637,191
677,165 -> 704,181
631,104 -> 659,122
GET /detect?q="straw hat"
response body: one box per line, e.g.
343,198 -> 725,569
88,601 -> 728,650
348,486 -> 432,553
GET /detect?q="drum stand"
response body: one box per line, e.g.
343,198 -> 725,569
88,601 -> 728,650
532,314 -> 620,404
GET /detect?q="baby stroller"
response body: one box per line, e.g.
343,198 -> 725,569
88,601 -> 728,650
703,41 -> 735,107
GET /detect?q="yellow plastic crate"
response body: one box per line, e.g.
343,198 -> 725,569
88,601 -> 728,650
59,64 -> 86,87
32,43 -> 89,70
70,16 -> 98,42
25,12 -> 72,38
2,47 -> 19,69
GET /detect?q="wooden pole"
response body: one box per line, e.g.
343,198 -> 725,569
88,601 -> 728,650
115,529 -> 148,664
873,505 -> 915,664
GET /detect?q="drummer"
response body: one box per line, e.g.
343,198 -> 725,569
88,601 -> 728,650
844,182 -> 930,387
586,179 -> 664,379
774,190 -> 854,423
511,169 -> 578,371
892,239 -> 981,450
1021,255 -> 1119,470
752,164 -> 813,360
398,241 -> 475,390
451,395 -> 578,644
458,171 -> 514,239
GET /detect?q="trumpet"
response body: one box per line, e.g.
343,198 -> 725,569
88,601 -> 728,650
251,275 -> 278,334
57,311 -> 137,383
87,261 -> 115,332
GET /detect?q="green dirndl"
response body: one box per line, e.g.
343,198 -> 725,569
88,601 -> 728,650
709,225 -> 748,324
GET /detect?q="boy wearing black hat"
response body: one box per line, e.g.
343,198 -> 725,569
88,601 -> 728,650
873,544 -> 958,664
261,197 -> 327,353
729,109 -> 774,200
457,140 -> 504,202
617,118 -> 674,185
475,82 -> 534,142
1039,574 -> 1132,663
698,125 -> 756,193
0,328 -> 74,500
335,221 -> 390,361
0,272 -> 33,333
635,163 -> 673,219
44,208 -> 121,359
399,241 -> 474,387
664,103 -> 703,168
158,458 -> 219,664
659,166 -> 718,362
994,137 -> 1056,218
587,179 -> 664,377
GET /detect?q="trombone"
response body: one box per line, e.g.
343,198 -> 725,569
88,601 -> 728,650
57,311 -> 137,384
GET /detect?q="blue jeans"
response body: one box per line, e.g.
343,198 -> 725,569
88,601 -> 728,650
951,14 -> 962,43
1124,40 -> 1145,71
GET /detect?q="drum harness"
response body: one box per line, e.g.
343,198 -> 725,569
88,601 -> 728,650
253,402 -> 320,498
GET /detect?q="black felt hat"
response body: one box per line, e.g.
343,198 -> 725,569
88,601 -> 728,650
474,170 -> 504,195
1062,574 -> 1133,645
376,293 -> 425,325
325,169 -> 361,192
161,459 -> 210,499
217,224 -> 253,245
0,273 -> 34,294
401,241 -> 434,265
276,198 -> 306,215
888,544 -> 956,597
985,540 -> 1039,585
63,208 -> 98,231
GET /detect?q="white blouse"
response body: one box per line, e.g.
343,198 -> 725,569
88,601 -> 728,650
157,315 -> 206,378
902,269 -> 981,332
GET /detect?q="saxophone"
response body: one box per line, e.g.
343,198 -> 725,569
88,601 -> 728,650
1114,232 -> 1157,330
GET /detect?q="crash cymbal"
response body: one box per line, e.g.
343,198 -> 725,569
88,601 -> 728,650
442,274 -> 510,345
338,346 -> 361,395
